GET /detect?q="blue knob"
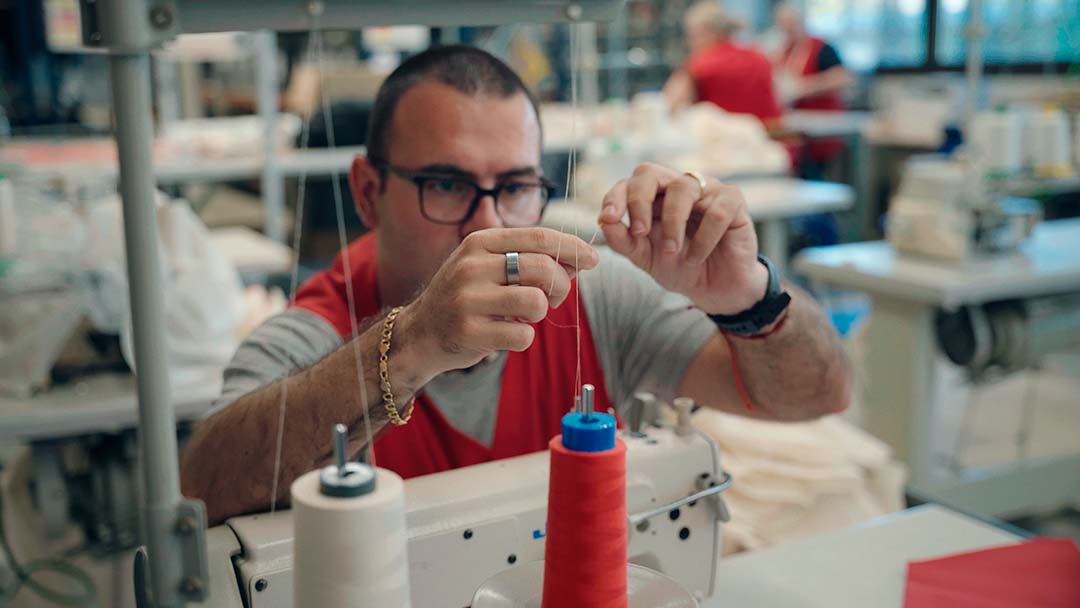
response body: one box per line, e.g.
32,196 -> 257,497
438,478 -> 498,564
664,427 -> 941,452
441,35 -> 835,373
561,412 -> 617,452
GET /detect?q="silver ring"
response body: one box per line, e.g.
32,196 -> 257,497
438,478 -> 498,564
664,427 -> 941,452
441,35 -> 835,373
505,252 -> 521,286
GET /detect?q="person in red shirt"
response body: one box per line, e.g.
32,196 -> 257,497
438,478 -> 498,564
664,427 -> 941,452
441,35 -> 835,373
772,3 -> 852,114
772,3 -> 854,247
772,2 -> 853,175
663,1 -> 782,126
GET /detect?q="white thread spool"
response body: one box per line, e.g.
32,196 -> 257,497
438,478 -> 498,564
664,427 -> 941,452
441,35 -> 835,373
1026,107 -> 1072,177
968,110 -> 1022,177
292,426 -> 411,607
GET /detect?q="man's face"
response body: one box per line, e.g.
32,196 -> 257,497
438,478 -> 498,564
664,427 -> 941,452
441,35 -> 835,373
366,80 -> 542,298
775,7 -> 802,40
685,20 -> 714,54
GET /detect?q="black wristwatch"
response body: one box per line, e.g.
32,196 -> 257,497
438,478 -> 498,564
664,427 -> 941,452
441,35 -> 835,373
708,255 -> 791,337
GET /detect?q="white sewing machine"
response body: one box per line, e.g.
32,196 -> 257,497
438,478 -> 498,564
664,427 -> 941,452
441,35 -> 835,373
886,156 -> 1041,262
200,396 -> 729,607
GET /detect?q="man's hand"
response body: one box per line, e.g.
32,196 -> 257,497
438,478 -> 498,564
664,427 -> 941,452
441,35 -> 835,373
598,163 -> 768,315
399,227 -> 599,382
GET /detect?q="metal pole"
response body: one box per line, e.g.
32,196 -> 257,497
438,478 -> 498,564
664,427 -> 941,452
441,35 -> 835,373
255,30 -> 286,243
109,52 -> 186,607
607,8 -> 628,101
578,22 -> 601,105
153,55 -> 181,130
964,0 -> 985,131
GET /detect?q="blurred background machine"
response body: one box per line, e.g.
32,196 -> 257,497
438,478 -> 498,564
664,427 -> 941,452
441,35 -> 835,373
886,156 -> 1041,262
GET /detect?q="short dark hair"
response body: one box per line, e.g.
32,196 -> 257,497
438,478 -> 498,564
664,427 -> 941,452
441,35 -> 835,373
365,45 -> 542,164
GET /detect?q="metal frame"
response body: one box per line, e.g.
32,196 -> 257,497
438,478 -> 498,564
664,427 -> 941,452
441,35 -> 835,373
859,292 -> 1080,518
79,1 -> 624,605
794,216 -> 1080,520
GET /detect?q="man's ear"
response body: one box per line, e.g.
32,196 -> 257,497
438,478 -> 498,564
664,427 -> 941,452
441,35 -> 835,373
349,155 -> 382,229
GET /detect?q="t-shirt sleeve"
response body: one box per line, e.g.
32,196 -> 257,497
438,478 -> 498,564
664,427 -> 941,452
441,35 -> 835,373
817,43 -> 843,71
205,308 -> 343,418
579,248 -> 717,413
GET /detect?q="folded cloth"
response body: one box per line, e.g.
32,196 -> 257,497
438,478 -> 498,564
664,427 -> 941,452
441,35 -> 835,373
692,409 -> 906,554
904,537 -> 1080,608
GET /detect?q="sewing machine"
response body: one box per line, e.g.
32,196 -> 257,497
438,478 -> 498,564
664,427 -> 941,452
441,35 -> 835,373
886,156 -> 1041,262
200,396 -> 729,607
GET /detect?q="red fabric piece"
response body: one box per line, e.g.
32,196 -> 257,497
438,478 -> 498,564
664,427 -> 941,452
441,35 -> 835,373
781,35 -> 845,162
291,232 -> 614,479
903,537 -> 1080,608
543,436 -> 628,608
686,41 -> 783,123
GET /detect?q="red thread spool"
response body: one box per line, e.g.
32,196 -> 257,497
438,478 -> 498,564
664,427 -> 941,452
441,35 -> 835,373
542,435 -> 628,608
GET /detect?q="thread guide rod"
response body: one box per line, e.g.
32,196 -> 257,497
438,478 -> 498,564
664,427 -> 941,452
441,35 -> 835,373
582,384 -> 595,420
334,424 -> 348,477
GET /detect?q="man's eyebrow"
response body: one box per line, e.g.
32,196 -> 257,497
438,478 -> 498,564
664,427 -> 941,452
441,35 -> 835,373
416,164 -> 475,178
497,167 -> 540,179
415,164 -> 542,180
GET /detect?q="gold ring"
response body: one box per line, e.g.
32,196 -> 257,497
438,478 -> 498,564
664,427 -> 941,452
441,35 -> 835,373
684,170 -> 708,196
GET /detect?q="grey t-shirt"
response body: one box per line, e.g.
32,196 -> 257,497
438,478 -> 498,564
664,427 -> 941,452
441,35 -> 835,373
210,248 -> 716,446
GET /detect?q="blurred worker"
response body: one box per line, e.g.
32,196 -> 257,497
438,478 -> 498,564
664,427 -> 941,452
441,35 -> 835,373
663,1 -> 782,125
772,2 -> 853,177
181,46 -> 850,525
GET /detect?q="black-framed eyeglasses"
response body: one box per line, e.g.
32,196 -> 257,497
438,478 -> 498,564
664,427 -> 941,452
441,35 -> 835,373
376,162 -> 554,227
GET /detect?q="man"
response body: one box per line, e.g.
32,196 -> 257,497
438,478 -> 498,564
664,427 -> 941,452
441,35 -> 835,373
663,1 -> 782,125
181,46 -> 850,525
772,2 -> 853,177
772,3 -> 852,113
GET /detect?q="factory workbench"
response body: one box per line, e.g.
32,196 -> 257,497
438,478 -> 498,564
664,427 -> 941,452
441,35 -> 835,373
796,218 -> 1080,517
703,504 -> 1022,608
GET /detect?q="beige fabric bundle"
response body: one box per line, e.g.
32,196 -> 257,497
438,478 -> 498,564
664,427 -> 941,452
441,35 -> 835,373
693,409 -> 906,554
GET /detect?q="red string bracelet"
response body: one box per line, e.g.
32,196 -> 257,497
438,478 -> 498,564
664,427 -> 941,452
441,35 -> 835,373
719,311 -> 789,411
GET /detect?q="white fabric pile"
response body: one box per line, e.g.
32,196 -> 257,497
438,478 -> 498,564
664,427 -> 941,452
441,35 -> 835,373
664,103 -> 791,178
692,408 -> 907,555
566,99 -> 791,208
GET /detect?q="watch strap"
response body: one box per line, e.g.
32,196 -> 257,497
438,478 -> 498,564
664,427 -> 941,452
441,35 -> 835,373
708,255 -> 791,336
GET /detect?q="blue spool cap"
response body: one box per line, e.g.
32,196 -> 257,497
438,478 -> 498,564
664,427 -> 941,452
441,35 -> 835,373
561,412 -> 617,452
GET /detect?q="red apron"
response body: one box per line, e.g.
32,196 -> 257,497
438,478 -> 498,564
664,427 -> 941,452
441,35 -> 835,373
782,36 -> 846,163
291,233 -> 613,479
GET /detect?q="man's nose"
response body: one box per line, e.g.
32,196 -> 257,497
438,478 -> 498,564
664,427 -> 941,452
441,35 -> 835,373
461,195 -> 504,236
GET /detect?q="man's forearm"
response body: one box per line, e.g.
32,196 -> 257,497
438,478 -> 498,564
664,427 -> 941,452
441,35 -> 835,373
728,283 -> 851,421
663,70 -> 696,113
180,312 -> 427,525
798,67 -> 852,99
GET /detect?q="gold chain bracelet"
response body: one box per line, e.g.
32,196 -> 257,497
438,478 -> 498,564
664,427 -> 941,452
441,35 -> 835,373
379,306 -> 413,426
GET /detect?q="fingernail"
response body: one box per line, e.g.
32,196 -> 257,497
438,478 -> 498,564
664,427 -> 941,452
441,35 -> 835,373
602,203 -> 616,219
631,220 -> 647,236
663,238 -> 678,253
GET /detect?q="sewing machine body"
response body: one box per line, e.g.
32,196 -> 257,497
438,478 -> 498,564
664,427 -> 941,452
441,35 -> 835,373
205,424 -> 726,607
886,156 -> 1040,261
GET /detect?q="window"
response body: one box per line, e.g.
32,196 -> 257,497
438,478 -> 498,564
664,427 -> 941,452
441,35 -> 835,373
801,0 -> 1079,71
803,0 -> 929,72
935,0 -> 1080,66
